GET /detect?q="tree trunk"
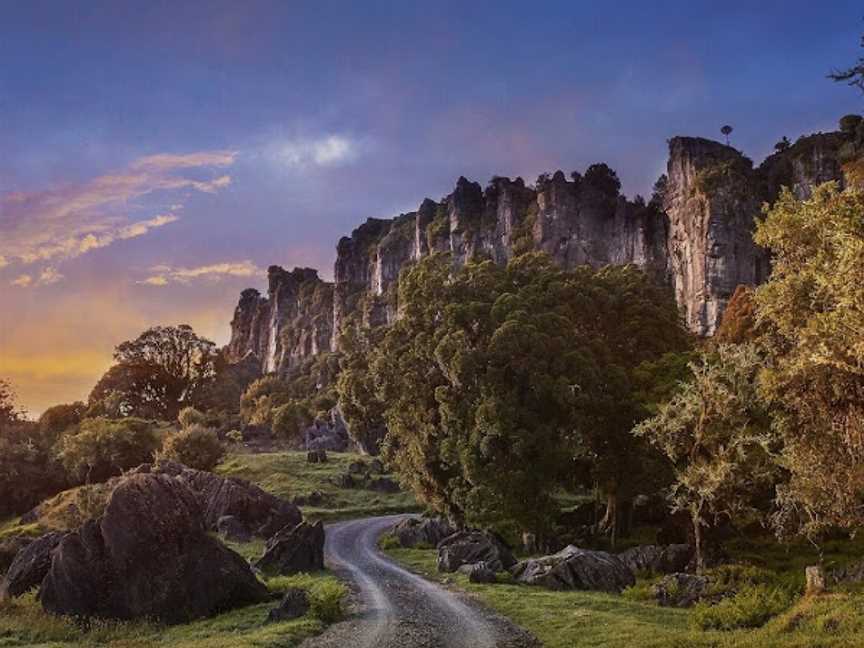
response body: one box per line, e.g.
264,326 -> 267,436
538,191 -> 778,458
692,510 -> 704,574
599,491 -> 619,549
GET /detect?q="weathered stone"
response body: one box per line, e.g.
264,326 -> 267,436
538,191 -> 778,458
392,517 -> 456,548
217,515 -> 252,543
367,477 -> 400,493
458,561 -> 498,584
39,473 -> 269,624
0,535 -> 33,575
437,531 -> 516,573
369,459 -> 385,474
267,587 -> 310,623
332,473 -> 355,489
306,449 -> 328,464
617,544 -> 693,576
255,521 -> 325,575
511,545 -> 635,593
653,573 -> 711,607
0,532 -> 65,599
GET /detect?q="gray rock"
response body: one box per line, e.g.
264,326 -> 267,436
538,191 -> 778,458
367,477 -> 400,493
0,535 -> 33,575
267,587 -> 310,623
511,545 -> 635,593
392,517 -> 456,548
617,544 -> 692,576
217,515 -> 252,543
0,532 -> 65,599
306,449 -> 328,464
437,531 -> 516,573
653,573 -> 711,607
39,473 -> 269,624
255,521 -> 325,575
458,561 -> 497,584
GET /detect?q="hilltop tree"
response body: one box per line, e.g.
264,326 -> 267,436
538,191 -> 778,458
754,184 -> 864,537
830,33 -> 864,93
89,325 -> 217,420
0,379 -> 22,429
721,125 -> 734,145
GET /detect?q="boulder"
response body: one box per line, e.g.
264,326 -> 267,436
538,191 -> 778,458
332,473 -> 355,489
392,517 -> 456,548
347,461 -> 367,475
152,460 -> 301,538
306,449 -> 328,464
267,587 -> 310,623
0,535 -> 33,574
458,561 -> 497,584
217,515 -> 252,543
293,490 -> 326,507
511,545 -> 635,593
653,573 -> 711,607
255,521 -> 325,575
437,531 -> 516,573
0,532 -> 65,599
367,477 -> 400,493
617,544 -> 692,576
39,473 -> 269,624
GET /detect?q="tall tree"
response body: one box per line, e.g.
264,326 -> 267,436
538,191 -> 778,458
0,379 -> 22,429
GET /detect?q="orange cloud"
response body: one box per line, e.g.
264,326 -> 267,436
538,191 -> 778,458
139,260 -> 263,286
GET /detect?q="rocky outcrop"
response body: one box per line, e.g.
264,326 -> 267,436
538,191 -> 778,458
255,521 -> 325,575
437,530 -> 516,573
228,127 -> 852,366
39,473 -> 269,624
226,267 -> 333,373
617,544 -> 693,576
268,587 -> 310,623
392,517 -> 456,548
511,545 -> 635,593
0,532 -> 65,600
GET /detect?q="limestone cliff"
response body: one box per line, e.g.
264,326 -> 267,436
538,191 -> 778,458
228,127 -> 850,372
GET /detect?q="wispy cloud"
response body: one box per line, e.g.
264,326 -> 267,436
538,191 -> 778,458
277,134 -> 358,168
139,260 -> 263,286
10,266 -> 64,288
0,150 -> 236,270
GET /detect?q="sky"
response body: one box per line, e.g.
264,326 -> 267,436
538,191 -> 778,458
1,0 -> 861,416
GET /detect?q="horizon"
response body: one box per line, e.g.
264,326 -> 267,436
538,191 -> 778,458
1,0 -> 861,416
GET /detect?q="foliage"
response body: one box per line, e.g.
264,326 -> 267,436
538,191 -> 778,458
754,184 -> 864,538
584,163 -> 621,198
336,324 -> 388,453
57,417 -> 161,483
0,378 -> 23,429
714,285 -> 757,344
692,585 -> 794,631
830,34 -> 864,93
635,344 -> 776,571
178,406 -> 207,429
159,424 -> 225,471
89,325 -> 217,420
0,421 -> 67,516
38,401 -> 86,444
272,401 -> 312,441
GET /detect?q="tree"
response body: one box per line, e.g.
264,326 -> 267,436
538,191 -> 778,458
721,125 -> 734,145
774,136 -> 791,153
634,344 -> 775,572
584,163 -> 621,199
38,401 -> 86,444
89,325 -> 217,420
57,417 -> 161,483
714,285 -> 757,344
830,34 -> 864,92
754,183 -> 864,537
159,424 -> 224,471
0,379 -> 23,429
336,324 -> 388,454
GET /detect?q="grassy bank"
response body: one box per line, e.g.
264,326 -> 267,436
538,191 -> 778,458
216,451 -> 419,521
384,547 -> 864,648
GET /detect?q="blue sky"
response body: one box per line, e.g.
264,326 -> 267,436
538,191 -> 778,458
1,0 -> 861,414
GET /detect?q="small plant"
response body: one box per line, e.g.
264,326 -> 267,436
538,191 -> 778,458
177,406 -> 207,430
622,580 -> 656,602
158,424 -> 225,471
308,579 -> 348,623
225,429 -> 243,444
378,532 -> 401,551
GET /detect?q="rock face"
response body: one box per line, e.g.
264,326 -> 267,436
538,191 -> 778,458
39,473 -> 269,624
0,532 -> 65,599
0,535 -> 33,575
392,517 -> 456,548
511,545 -> 635,593
617,544 -> 693,576
268,587 -> 310,623
255,521 -> 325,575
227,129 -> 851,367
437,531 -> 516,573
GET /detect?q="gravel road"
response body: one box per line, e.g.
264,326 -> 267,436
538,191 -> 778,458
300,514 -> 540,648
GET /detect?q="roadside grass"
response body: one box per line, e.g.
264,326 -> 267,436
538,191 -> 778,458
216,451 -> 420,521
0,571 -> 344,648
384,547 -> 864,648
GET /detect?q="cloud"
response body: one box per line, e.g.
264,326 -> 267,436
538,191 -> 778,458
0,150 -> 236,269
10,266 -> 65,288
278,134 -> 358,168
139,260 -> 263,286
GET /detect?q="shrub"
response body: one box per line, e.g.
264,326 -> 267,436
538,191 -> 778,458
158,424 -> 225,471
378,533 -> 401,551
57,417 -> 160,484
177,406 -> 207,430
692,585 -> 794,631
272,401 -> 311,441
308,579 -> 348,623
622,580 -> 656,602
225,429 -> 243,444
0,422 -> 68,516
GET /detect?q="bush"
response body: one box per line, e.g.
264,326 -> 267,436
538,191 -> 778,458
177,406 -> 207,430
308,579 -> 348,623
0,422 -> 68,516
272,401 -> 311,441
378,533 -> 401,551
158,424 -> 225,471
57,417 -> 160,484
693,585 -> 794,631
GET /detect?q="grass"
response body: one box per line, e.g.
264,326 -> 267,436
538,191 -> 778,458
0,571 -> 344,648
215,451 -> 420,521
383,546 -> 864,648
